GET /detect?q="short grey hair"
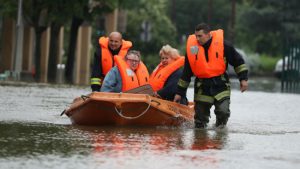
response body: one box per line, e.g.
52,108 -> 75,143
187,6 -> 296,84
125,50 -> 141,60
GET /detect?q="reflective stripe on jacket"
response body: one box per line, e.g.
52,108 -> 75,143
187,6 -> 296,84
114,56 -> 149,92
149,57 -> 185,91
99,37 -> 132,75
186,29 -> 225,78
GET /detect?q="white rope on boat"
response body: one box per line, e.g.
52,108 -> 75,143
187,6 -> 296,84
114,95 -> 152,120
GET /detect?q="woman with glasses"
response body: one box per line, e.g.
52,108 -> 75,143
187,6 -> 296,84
149,45 -> 188,105
100,50 -> 149,93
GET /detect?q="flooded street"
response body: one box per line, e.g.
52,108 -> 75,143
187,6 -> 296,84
0,79 -> 300,169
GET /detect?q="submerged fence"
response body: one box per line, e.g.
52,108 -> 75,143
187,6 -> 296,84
281,44 -> 300,93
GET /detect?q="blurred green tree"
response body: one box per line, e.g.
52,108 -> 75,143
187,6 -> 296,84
122,0 -> 177,71
235,0 -> 300,56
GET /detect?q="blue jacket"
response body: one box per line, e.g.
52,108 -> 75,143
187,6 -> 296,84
100,66 -> 122,93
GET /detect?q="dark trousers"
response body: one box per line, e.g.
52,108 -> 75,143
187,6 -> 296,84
194,98 -> 231,127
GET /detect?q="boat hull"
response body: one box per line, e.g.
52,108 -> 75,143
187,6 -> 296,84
64,92 -> 194,126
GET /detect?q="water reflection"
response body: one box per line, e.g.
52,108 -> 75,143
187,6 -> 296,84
71,125 -> 229,157
190,129 -> 228,150
75,126 -> 188,156
175,129 -> 228,168
0,122 -> 86,158
0,122 -> 229,159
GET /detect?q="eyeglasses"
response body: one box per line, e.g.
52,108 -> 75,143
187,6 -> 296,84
126,59 -> 140,64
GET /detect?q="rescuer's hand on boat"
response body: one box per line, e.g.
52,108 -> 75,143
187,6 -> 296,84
173,94 -> 182,103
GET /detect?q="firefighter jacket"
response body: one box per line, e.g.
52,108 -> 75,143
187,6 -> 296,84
90,37 -> 132,91
176,30 -> 248,103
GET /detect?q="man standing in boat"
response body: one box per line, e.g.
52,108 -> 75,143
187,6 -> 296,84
90,32 -> 132,92
174,23 -> 248,128
100,50 -> 149,93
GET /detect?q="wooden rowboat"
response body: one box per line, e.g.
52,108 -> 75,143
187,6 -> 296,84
63,92 -> 194,126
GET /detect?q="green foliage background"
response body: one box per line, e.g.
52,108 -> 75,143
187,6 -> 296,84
0,0 -> 300,74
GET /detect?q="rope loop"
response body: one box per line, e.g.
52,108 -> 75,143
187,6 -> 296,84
114,95 -> 152,120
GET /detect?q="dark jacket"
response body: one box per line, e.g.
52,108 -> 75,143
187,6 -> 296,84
158,68 -> 188,105
176,38 -> 248,98
91,44 -> 121,92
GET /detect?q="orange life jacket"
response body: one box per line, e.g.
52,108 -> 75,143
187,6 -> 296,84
186,29 -> 225,78
114,56 -> 149,92
99,37 -> 132,75
149,57 -> 185,91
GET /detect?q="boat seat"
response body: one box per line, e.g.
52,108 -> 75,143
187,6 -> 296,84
124,84 -> 155,96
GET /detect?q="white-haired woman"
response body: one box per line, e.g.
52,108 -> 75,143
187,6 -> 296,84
149,45 -> 187,104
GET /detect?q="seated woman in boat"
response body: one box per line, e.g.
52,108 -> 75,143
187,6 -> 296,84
100,50 -> 150,93
149,45 -> 188,105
